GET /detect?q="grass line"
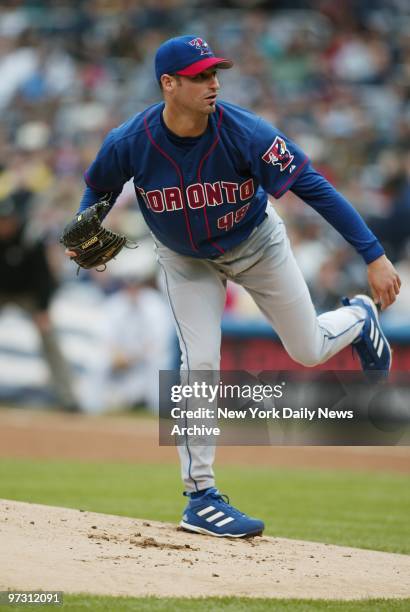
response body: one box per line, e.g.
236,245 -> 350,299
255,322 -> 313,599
0,458 -> 409,553
2,595 -> 410,611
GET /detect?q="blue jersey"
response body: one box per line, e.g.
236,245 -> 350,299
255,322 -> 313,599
85,101 -> 308,258
83,100 -> 383,263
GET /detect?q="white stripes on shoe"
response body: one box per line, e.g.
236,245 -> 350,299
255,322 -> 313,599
205,511 -> 224,522
196,505 -> 235,527
373,327 -> 380,349
215,516 -> 235,527
368,310 -> 385,357
196,505 -> 215,517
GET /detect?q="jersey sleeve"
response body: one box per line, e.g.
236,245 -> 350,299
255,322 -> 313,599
84,129 -> 132,193
291,164 -> 385,264
77,185 -> 122,215
248,117 -> 309,198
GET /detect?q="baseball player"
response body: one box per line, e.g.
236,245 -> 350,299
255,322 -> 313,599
66,35 -> 401,538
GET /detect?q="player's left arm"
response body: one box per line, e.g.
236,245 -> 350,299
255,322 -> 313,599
290,165 -> 401,310
64,129 -> 131,259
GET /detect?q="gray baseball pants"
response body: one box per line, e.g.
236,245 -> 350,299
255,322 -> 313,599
155,206 -> 365,493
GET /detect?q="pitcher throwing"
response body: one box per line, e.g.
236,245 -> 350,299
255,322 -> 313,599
65,35 -> 401,538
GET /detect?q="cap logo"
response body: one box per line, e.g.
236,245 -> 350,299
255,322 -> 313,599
188,37 -> 212,56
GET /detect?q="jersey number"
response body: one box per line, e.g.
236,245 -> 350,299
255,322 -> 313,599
217,204 -> 250,232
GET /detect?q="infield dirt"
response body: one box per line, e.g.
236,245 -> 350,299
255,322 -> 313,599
1,499 -> 410,599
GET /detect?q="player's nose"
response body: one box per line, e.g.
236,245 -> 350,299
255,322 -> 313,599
210,74 -> 220,89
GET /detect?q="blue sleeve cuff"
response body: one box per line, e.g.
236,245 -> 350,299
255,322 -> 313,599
78,185 -> 103,213
360,242 -> 385,265
78,184 -> 120,215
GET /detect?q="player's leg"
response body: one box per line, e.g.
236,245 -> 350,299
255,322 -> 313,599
155,240 -> 226,493
231,208 -> 366,366
156,241 -> 265,537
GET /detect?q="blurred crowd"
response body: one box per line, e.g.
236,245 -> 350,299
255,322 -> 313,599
0,0 -> 409,409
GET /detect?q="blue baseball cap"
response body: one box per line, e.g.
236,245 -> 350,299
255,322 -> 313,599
155,35 -> 233,82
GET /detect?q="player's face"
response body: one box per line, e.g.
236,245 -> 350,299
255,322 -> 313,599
173,69 -> 220,114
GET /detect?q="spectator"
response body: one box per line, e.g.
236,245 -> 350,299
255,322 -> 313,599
79,250 -> 175,414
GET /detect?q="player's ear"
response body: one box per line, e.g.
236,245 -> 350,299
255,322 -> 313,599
160,73 -> 177,93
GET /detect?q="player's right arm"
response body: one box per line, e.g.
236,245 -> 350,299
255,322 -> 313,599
366,254 -> 401,310
246,116 -> 400,309
290,166 -> 401,309
65,129 -> 132,258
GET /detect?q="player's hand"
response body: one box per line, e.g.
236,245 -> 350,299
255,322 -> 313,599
65,248 -> 77,258
367,254 -> 401,310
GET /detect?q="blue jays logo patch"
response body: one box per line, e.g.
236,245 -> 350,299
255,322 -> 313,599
188,37 -> 212,56
262,136 -> 294,172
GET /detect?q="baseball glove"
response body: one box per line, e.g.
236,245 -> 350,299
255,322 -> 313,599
60,200 -> 131,271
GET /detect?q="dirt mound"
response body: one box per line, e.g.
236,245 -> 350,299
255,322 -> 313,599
1,499 -> 409,599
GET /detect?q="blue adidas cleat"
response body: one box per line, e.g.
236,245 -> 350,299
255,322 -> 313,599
180,487 -> 264,538
342,294 -> 392,382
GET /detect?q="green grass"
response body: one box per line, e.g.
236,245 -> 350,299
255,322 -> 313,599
1,596 -> 410,611
0,459 -> 409,554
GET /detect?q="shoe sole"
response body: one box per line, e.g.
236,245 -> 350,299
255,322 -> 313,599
354,294 -> 392,372
179,520 -> 263,538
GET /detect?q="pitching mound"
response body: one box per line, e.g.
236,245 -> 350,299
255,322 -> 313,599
1,500 -> 409,600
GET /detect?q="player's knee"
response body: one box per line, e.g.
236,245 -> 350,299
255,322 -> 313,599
288,346 -> 322,368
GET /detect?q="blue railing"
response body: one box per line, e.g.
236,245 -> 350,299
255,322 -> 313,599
221,314 -> 410,344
